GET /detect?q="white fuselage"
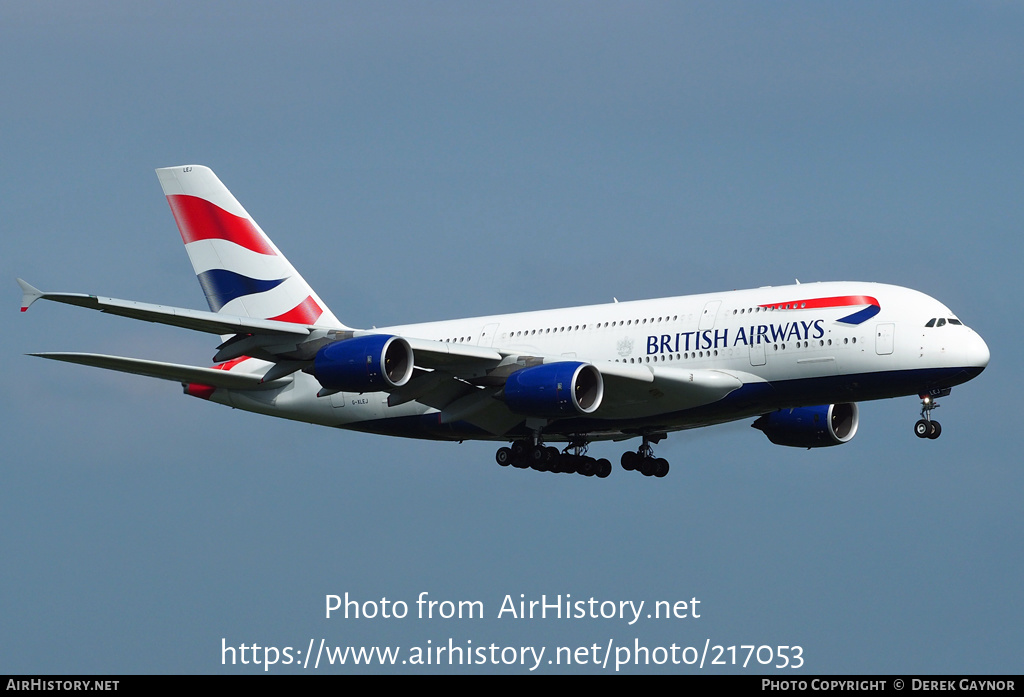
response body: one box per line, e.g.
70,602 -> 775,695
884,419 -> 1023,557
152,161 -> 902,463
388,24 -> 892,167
210,281 -> 989,442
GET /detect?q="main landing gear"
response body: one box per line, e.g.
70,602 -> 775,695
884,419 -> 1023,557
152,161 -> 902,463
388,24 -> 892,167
914,388 -> 950,440
495,439 -> 612,478
620,433 -> 669,478
495,432 -> 673,479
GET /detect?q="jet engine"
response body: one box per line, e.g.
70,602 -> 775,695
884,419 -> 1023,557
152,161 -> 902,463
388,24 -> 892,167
503,362 -> 604,417
752,403 -> 859,448
311,335 -> 414,392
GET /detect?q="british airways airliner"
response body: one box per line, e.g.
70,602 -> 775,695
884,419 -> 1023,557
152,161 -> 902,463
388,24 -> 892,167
20,166 -> 990,478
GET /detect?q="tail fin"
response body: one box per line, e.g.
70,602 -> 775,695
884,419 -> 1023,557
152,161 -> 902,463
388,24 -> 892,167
156,165 -> 346,328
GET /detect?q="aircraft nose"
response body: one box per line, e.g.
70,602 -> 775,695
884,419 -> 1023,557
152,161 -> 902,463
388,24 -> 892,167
966,331 -> 990,371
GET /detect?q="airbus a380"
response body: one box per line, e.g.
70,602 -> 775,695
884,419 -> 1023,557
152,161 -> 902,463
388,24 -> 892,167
20,166 -> 990,479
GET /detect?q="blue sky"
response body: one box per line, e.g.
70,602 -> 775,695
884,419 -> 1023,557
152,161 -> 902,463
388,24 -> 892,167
3,1 -> 1021,674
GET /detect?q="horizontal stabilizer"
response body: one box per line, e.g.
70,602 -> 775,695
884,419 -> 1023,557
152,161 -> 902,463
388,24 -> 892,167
18,284 -> 316,337
28,352 -> 277,390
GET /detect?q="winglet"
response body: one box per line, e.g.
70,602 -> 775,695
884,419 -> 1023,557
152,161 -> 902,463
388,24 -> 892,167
17,278 -> 43,312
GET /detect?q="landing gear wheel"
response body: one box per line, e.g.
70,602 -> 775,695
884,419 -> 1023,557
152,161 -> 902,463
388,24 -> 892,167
511,441 -> 528,460
559,454 -> 579,474
927,421 -> 942,439
511,441 -> 530,468
578,458 -> 595,477
496,447 -> 512,466
596,459 -> 612,478
621,451 -> 638,471
550,453 -> 569,474
530,445 -> 550,471
914,419 -> 930,439
654,458 -> 669,478
639,457 -> 656,477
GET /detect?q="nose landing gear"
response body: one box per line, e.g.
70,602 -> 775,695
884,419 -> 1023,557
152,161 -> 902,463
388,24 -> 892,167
914,388 -> 950,440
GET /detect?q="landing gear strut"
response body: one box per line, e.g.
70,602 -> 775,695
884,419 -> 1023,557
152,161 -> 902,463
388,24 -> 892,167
914,388 -> 950,440
620,433 -> 670,477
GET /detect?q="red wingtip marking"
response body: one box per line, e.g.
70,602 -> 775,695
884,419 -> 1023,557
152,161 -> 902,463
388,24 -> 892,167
166,194 -> 277,255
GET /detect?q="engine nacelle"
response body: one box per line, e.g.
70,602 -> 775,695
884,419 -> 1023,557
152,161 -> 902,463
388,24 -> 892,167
752,403 -> 859,448
311,335 -> 414,392
503,362 -> 604,417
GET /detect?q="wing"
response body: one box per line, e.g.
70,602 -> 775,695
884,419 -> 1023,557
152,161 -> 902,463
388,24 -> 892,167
595,362 -> 745,418
379,356 -> 744,436
20,279 -> 743,436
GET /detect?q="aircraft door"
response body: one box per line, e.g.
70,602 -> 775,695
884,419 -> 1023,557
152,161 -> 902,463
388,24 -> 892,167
699,300 -> 721,331
875,323 -> 895,355
479,323 -> 500,347
749,342 -> 766,366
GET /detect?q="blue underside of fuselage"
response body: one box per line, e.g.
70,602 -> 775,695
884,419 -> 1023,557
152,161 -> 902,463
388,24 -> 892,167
341,365 -> 984,443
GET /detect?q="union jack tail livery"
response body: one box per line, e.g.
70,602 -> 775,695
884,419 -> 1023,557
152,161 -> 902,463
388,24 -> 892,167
156,166 -> 345,328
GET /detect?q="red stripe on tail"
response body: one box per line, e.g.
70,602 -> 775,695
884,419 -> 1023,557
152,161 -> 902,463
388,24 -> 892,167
270,296 -> 323,325
166,194 -> 277,255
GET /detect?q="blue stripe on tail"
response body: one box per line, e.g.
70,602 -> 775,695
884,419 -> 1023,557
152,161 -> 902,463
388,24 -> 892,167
197,269 -> 287,312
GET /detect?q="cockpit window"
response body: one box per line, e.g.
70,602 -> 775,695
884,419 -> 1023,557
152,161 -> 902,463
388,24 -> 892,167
926,317 -> 963,328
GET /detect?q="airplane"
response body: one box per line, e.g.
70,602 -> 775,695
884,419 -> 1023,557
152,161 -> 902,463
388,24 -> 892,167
19,165 -> 990,479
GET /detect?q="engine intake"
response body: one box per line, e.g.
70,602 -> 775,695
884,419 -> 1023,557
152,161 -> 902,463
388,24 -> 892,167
752,403 -> 859,448
312,335 -> 414,392
503,362 -> 604,417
